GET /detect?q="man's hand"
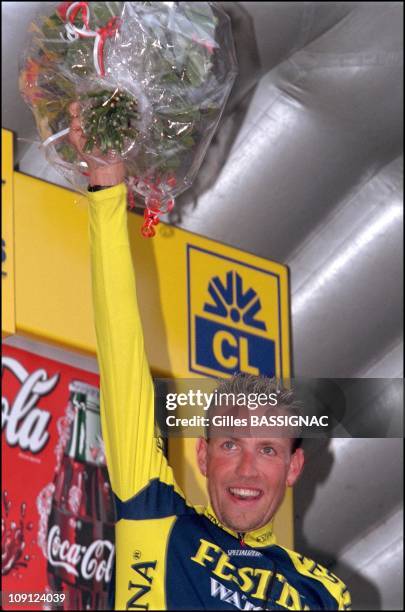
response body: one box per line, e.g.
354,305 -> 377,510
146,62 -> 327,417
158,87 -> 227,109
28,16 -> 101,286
68,102 -> 125,187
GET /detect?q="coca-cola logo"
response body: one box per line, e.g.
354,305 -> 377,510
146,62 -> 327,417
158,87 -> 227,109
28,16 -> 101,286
47,525 -> 114,583
2,357 -> 59,453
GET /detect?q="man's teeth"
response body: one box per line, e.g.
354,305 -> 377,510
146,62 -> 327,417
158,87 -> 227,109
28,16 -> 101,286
229,487 -> 261,499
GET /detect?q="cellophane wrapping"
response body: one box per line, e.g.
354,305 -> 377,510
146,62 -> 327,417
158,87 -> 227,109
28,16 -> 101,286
19,1 -> 238,234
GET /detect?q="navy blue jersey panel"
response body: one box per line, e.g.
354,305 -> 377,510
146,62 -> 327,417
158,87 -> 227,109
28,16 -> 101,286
114,479 -> 196,521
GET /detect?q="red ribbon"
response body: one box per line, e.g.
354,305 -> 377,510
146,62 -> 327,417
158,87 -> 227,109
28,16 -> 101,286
58,2 -> 120,77
67,2 -> 89,28
57,2 -> 74,21
97,17 -> 121,77
141,207 -> 161,238
128,174 -> 177,237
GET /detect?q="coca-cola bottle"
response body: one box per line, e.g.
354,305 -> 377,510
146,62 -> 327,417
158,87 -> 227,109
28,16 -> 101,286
45,381 -> 116,610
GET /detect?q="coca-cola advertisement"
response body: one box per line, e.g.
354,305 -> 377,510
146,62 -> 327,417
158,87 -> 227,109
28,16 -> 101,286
1,345 -> 115,610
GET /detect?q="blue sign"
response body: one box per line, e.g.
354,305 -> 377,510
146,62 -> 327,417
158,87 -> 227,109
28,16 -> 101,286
187,246 -> 287,379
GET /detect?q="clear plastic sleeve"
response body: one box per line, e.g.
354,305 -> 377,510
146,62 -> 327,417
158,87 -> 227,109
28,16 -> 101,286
19,1 -> 238,235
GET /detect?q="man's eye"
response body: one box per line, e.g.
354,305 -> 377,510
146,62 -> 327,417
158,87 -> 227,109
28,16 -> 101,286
222,440 -> 236,450
261,446 -> 275,455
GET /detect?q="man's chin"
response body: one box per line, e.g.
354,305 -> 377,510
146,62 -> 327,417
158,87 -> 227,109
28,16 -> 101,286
222,514 -> 264,534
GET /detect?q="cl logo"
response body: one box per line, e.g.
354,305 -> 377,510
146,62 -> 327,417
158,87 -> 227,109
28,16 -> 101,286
189,249 -> 278,378
213,331 -> 259,375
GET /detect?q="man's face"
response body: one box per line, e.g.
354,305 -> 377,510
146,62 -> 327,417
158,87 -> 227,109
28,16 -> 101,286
196,434 -> 304,533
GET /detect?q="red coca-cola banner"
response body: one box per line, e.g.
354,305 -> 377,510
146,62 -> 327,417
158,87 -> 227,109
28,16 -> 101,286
1,345 -> 115,611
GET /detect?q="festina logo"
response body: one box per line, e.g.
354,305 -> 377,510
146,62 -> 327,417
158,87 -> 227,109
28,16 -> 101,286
1,357 -> 59,453
126,560 -> 157,610
47,525 -> 114,582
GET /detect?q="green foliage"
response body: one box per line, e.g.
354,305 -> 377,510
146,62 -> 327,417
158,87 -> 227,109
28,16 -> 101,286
65,41 -> 95,77
80,89 -> 140,155
25,2 -> 222,178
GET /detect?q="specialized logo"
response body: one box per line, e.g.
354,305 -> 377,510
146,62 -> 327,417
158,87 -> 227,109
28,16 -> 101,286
187,246 -> 289,378
227,550 -> 262,558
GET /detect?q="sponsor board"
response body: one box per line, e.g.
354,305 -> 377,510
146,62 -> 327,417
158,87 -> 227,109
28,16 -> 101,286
187,245 -> 290,379
1,345 -> 114,610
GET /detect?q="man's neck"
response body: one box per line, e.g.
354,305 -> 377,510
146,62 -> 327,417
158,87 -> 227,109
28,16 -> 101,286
202,503 -> 277,548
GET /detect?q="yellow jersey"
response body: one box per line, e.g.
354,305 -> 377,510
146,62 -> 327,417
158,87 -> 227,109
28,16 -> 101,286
88,184 -> 351,611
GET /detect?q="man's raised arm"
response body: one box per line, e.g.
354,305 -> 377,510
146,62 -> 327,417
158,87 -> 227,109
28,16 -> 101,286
68,103 -> 176,503
88,183 -> 159,502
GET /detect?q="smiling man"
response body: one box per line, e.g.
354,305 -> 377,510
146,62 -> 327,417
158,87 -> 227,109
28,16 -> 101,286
196,378 -> 306,546
69,105 -> 352,610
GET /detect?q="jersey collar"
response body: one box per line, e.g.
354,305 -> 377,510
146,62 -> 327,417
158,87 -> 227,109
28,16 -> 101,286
203,503 -> 277,548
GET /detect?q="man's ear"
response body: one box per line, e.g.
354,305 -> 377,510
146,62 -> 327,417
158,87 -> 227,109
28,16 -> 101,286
286,448 -> 305,487
196,437 -> 208,477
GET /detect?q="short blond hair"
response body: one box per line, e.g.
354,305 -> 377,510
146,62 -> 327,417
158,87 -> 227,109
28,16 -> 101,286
208,373 -> 303,452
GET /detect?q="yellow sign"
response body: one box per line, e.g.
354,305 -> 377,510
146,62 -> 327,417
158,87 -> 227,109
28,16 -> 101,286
187,245 -> 290,379
13,172 -> 96,353
1,129 -> 15,337
12,172 -> 291,380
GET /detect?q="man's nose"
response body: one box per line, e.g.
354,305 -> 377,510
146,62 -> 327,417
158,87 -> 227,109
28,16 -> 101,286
234,449 -> 259,479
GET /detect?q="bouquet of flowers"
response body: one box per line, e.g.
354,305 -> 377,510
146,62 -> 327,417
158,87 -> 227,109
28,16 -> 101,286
19,1 -> 237,236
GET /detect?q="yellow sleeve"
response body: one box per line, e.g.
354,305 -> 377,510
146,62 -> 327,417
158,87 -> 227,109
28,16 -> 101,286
88,184 -> 178,502
339,586 -> 352,610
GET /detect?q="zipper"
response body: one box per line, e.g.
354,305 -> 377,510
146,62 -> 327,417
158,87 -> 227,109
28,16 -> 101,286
237,532 -> 246,547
